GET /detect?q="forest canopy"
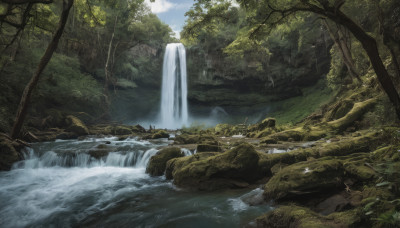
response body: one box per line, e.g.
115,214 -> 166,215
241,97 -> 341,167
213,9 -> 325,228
182,0 -> 400,118
0,0 -> 175,135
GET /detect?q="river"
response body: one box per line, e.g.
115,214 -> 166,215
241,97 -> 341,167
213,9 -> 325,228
0,137 -> 271,227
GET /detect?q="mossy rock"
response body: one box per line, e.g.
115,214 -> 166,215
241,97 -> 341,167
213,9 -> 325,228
256,205 -> 362,228
131,124 -> 146,133
327,98 -> 377,131
317,130 -> 384,157
342,153 -> 376,181
146,147 -> 184,176
258,129 -> 385,179
260,137 -> 278,144
196,144 -> 222,153
173,134 -> 216,144
65,115 -> 89,135
214,123 -> 235,136
325,99 -> 354,121
249,117 -> 276,133
103,126 -> 133,135
254,128 -> 276,138
272,129 -> 304,141
88,144 -> 113,159
0,137 -> 21,171
370,145 -> 400,162
257,148 -> 316,176
172,143 -> 262,190
165,152 -> 219,179
263,157 -> 345,201
114,126 -> 133,135
151,130 -> 169,139
143,130 -> 169,139
263,152 -> 380,201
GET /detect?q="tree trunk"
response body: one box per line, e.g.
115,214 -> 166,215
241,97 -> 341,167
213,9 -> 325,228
383,35 -> 400,79
10,0 -> 74,139
323,20 -> 360,81
103,15 -> 118,117
326,10 -> 400,119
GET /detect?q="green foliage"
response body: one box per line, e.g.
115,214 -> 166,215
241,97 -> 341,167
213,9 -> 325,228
39,53 -> 103,105
0,0 -> 176,127
267,80 -> 333,124
327,46 -> 345,90
3,46 -> 102,118
375,210 -> 400,226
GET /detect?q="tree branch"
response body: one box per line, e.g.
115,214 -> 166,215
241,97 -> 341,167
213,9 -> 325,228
1,0 -> 53,4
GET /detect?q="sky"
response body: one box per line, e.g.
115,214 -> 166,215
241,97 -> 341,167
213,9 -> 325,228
144,0 -> 196,39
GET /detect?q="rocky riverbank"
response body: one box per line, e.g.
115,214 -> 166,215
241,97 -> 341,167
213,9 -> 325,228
1,93 -> 400,227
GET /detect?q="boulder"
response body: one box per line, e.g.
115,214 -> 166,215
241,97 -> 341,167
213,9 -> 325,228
316,194 -> 350,215
171,143 -> 261,190
249,118 -> 276,132
165,152 -> 219,179
131,124 -> 146,133
214,123 -> 234,136
146,147 -> 184,176
114,126 -> 132,135
256,205 -> 362,228
88,144 -> 113,159
143,130 -> 169,140
104,126 -> 133,135
65,115 -> 89,135
263,157 -> 345,201
173,134 -> 216,144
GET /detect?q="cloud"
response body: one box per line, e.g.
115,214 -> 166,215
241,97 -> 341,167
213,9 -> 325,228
170,24 -> 181,39
230,0 -> 240,8
144,0 -> 176,14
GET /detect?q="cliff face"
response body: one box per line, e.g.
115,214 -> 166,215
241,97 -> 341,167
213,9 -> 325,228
112,33 -> 333,124
184,30 -> 333,116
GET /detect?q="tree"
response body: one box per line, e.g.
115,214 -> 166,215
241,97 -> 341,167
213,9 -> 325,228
185,0 -> 400,119
10,0 -> 74,139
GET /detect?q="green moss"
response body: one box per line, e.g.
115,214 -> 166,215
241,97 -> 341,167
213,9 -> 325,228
172,143 -> 261,190
266,80 -> 333,125
165,152 -> 219,179
318,130 -> 384,157
260,126 -> 328,142
143,130 -> 169,139
146,147 -> 183,176
263,157 -> 345,200
214,123 -> 235,136
255,128 -> 275,138
131,124 -> 146,133
326,208 -> 363,226
114,126 -> 133,135
65,115 -> 89,135
327,98 -> 377,131
173,134 -> 216,144
370,146 -> 400,162
257,205 -> 362,227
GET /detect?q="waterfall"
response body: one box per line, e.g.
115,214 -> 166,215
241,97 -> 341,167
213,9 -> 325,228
13,147 -> 160,169
160,43 -> 188,129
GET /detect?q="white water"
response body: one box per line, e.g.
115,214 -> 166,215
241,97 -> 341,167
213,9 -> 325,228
0,138 -> 271,227
160,43 -> 188,129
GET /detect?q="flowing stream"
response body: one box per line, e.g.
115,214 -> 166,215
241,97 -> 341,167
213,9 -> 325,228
0,137 -> 271,227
